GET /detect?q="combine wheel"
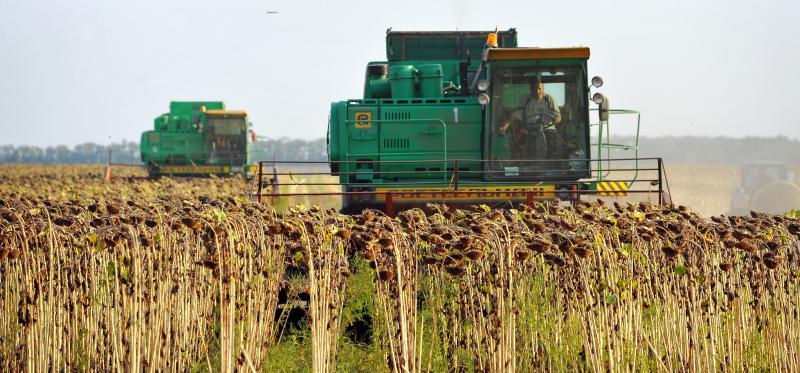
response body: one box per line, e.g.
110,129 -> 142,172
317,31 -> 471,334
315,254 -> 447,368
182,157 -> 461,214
750,181 -> 800,215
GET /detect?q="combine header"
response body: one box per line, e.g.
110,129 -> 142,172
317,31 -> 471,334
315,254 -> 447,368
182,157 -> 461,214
141,101 -> 255,177
254,29 -> 669,212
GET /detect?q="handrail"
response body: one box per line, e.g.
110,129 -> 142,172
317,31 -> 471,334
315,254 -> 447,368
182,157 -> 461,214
148,150 -> 248,168
254,157 -> 667,205
590,108 -> 641,186
258,157 -> 665,164
342,117 -> 448,182
263,167 -> 659,177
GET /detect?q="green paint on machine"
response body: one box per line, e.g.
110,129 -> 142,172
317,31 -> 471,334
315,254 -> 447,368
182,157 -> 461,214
327,29 -> 634,212
140,101 -> 252,177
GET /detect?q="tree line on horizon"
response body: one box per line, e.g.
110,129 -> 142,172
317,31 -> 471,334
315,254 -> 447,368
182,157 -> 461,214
0,136 -> 796,165
0,138 -> 327,165
600,135 -> 799,165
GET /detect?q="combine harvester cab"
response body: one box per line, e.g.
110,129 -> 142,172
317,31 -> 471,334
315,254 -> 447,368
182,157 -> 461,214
254,29 -> 669,213
141,101 -> 257,177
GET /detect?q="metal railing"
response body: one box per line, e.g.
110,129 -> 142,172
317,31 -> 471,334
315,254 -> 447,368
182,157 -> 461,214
340,117 -> 450,181
590,108 -> 641,181
253,157 -> 671,213
147,151 -> 248,168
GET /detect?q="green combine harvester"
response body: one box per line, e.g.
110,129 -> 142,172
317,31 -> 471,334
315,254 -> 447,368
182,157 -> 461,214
255,29 -> 666,212
140,101 -> 254,177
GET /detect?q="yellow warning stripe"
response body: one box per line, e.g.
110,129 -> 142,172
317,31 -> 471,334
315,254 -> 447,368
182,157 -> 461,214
598,181 -> 628,196
204,110 -> 248,117
159,165 -> 231,174
597,182 -> 607,195
375,185 -> 556,202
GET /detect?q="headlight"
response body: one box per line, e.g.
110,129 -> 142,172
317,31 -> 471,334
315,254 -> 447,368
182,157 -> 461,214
591,76 -> 603,88
478,93 -> 491,106
477,79 -> 490,92
592,92 -> 605,104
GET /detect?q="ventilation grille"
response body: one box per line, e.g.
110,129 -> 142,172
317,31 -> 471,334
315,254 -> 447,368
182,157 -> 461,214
383,138 -> 411,149
383,111 -> 411,121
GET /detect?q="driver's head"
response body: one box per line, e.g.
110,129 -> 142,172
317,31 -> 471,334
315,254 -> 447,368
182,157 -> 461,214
530,76 -> 545,100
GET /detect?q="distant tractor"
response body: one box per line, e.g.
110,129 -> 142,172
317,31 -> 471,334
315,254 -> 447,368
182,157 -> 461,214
729,162 -> 800,215
140,101 -> 254,177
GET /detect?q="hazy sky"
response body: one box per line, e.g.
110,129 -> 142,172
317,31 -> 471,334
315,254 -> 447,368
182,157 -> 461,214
1,0 -> 798,146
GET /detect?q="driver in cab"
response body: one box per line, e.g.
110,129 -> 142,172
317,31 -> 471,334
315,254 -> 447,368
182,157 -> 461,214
501,76 -> 562,159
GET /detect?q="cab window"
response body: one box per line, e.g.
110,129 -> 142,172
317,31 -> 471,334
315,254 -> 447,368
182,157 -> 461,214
488,64 -> 588,178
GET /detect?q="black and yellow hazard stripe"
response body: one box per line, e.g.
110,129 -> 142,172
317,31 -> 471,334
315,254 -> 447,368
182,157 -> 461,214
597,181 -> 629,196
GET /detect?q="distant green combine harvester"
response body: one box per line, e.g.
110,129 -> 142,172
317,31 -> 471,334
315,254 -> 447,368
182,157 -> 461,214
140,101 -> 256,177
